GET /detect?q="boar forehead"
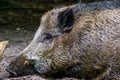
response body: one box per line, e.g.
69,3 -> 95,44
33,7 -> 70,40
40,12 -> 58,30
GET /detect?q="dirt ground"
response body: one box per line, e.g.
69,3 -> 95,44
0,29 -> 79,80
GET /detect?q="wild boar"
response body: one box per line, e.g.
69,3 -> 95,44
6,1 -> 120,80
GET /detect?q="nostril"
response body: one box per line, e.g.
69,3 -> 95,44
6,67 -> 17,77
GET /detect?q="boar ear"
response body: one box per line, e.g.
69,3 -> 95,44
57,8 -> 74,33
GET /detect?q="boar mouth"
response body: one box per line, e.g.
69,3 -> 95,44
6,66 -> 17,77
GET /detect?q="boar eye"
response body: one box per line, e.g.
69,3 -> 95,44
42,33 -> 53,44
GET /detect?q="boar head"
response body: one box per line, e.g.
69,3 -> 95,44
6,7 -> 75,77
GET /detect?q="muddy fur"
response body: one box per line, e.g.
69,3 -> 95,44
7,1 -> 120,80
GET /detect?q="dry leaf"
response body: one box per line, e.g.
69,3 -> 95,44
0,41 -> 8,61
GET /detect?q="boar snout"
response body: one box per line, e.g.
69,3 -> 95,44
6,53 -> 36,77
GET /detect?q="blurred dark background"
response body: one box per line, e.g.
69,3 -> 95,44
0,0 -> 117,31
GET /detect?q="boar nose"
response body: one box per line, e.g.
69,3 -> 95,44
6,66 -> 17,77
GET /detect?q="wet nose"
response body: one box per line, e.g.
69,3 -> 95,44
6,66 -> 17,77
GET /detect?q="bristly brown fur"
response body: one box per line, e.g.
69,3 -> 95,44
7,1 -> 120,80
